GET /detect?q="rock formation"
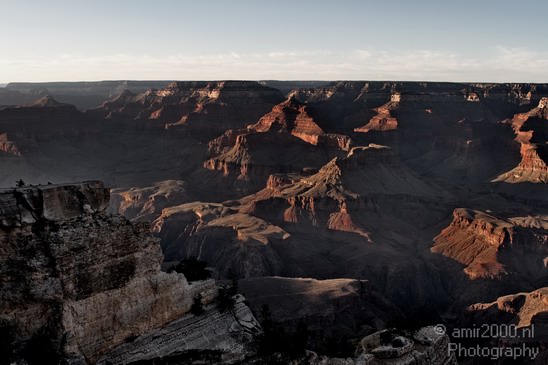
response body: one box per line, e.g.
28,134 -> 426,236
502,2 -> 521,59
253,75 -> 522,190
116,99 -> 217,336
357,327 -> 457,365
109,180 -> 193,222
247,96 -> 350,147
432,209 -> 548,282
203,127 -> 334,193
202,96 -> 351,194
238,277 -> 402,343
461,288 -> 548,362
0,181 -> 259,364
465,287 -> 548,331
98,294 -> 260,365
354,94 -> 399,133
2,80 -> 172,110
0,133 -> 21,156
300,326 -> 457,365
152,201 -> 288,278
93,81 -> 285,139
245,144 -> 449,236
494,97 -> 548,183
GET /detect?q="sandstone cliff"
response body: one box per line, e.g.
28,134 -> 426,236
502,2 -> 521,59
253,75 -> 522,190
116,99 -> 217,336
152,201 -> 288,278
461,288 -> 548,363
109,180 -> 193,222
432,208 -> 548,282
93,81 -> 285,139
353,95 -> 399,133
494,97 -> 548,184
202,96 -> 351,194
466,287 -> 548,330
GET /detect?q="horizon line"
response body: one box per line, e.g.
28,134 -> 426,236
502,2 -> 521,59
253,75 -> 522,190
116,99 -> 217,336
2,79 -> 548,85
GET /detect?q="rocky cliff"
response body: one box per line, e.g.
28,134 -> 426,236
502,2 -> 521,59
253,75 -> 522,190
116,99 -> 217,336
0,181 -> 259,364
238,277 -> 402,344
432,208 -> 548,282
494,97 -> 548,184
202,96 -> 351,194
109,180 -> 193,222
465,287 -> 548,330
3,81 -> 172,109
93,81 -> 285,139
460,288 -> 548,363
353,96 -> 399,133
298,326 -> 457,365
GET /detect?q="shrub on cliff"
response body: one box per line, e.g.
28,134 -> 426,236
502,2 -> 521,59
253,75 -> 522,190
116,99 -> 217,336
191,294 -> 204,315
0,322 -> 14,365
256,304 -> 309,363
217,286 -> 236,313
167,257 -> 212,282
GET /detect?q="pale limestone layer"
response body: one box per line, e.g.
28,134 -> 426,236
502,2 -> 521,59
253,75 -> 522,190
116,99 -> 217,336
98,295 -> 260,365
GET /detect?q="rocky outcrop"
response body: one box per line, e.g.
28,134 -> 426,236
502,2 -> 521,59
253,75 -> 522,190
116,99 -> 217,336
94,81 -> 285,138
432,208 -> 548,281
354,97 -> 399,133
248,96 -> 325,145
465,287 -> 548,330
494,97 -> 548,183
0,181 -> 110,225
357,327 -> 457,365
461,288 -> 548,361
4,81 -> 171,109
300,326 -> 457,365
0,133 -> 21,156
109,180 -> 193,222
203,127 -> 345,194
275,144 -> 441,198
202,96 -> 352,193
29,95 -> 76,109
152,201 -> 288,278
0,181 -> 259,364
239,277 -> 402,343
98,294 -> 260,365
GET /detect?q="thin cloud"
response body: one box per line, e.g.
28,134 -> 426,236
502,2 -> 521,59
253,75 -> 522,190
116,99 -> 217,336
0,47 -> 546,82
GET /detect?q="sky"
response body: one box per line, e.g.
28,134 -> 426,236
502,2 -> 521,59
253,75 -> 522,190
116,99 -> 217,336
1,0 -> 547,82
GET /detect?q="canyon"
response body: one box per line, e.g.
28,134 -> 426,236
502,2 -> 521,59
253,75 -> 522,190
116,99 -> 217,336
0,80 -> 547,364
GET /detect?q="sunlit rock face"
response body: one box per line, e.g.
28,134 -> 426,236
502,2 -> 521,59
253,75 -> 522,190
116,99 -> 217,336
353,98 -> 399,133
432,208 -> 548,281
202,96 -> 352,194
494,97 -> 548,183
92,81 -> 285,139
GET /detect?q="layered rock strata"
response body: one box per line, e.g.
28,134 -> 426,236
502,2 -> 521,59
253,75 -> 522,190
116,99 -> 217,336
494,97 -> 548,183
0,181 -> 258,364
432,208 -> 548,281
